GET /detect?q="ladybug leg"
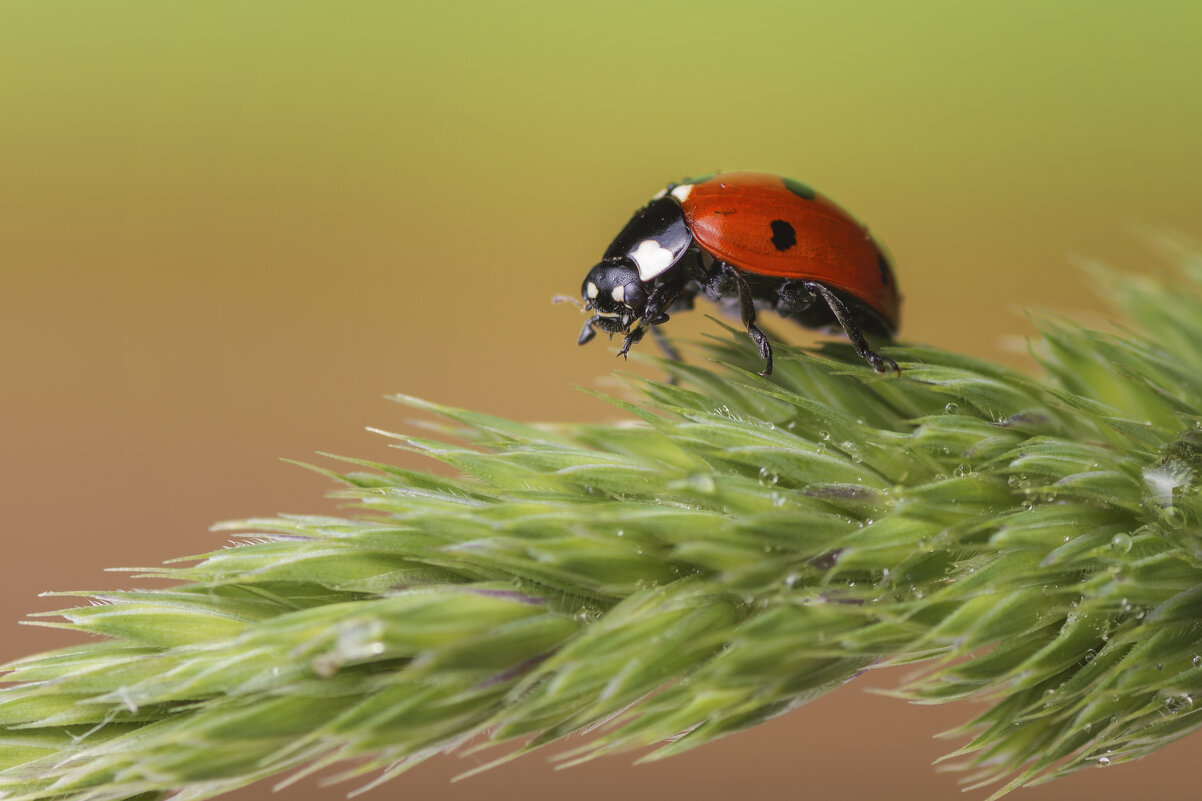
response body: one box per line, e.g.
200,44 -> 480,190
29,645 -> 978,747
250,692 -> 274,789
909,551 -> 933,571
776,280 -> 818,314
642,273 -> 686,326
804,281 -> 899,374
613,272 -> 689,362
645,281 -> 694,365
720,262 -> 773,376
616,325 -> 647,359
701,263 -> 735,303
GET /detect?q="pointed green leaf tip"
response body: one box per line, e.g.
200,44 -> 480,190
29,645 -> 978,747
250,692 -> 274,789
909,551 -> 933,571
5,258 -> 1202,800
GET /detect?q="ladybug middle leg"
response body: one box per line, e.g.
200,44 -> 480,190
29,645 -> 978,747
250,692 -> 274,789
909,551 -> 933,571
713,261 -> 773,376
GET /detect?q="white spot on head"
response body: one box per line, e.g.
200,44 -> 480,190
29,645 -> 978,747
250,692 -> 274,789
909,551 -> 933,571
630,239 -> 677,281
670,184 -> 693,203
586,281 -> 599,299
611,284 -> 625,303
650,187 -> 668,200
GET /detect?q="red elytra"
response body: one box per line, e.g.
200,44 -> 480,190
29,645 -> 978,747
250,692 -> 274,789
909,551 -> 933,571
680,172 -> 900,331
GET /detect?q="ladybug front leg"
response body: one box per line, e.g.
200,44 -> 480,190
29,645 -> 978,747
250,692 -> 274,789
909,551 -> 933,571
804,281 -> 899,374
646,278 -> 697,372
617,272 -> 690,361
616,325 -> 647,359
641,270 -> 688,326
719,262 -> 773,376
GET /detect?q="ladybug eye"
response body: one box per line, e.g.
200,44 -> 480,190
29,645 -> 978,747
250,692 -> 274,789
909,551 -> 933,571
619,281 -> 646,312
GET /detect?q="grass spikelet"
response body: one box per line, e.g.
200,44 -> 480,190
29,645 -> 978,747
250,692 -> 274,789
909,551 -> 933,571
4,261 -> 1202,800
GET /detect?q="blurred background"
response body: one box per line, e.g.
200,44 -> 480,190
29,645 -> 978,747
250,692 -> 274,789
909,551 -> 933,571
3,2 -> 1201,799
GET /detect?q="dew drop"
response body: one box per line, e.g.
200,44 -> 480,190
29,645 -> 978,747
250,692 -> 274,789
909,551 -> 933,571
1008,474 -> 1031,490
944,402 -> 959,414
1110,533 -> 1133,553
1160,505 -> 1188,529
1097,756 -> 1111,767
758,467 -> 780,486
1165,693 -> 1194,713
840,441 -> 864,463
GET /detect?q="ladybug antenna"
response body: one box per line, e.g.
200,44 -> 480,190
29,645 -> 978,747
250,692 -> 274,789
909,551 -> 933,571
552,294 -> 585,311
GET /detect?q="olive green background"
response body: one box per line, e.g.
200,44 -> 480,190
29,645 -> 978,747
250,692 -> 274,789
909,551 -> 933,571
3,2 -> 1202,799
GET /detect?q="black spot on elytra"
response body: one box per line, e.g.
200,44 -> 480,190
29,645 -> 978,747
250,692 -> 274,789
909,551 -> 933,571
770,219 -> 796,251
877,253 -> 893,286
783,177 -> 816,200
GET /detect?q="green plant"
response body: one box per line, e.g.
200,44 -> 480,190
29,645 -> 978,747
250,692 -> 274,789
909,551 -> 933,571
4,257 -> 1202,801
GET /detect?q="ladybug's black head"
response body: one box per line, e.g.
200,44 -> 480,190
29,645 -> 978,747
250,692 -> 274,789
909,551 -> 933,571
581,259 -> 648,330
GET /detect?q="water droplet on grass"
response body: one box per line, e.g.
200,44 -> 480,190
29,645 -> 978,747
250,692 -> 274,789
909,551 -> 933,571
1165,693 -> 1193,713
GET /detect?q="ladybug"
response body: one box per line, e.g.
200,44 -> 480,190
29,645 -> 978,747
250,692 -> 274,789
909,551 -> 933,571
576,172 -> 900,375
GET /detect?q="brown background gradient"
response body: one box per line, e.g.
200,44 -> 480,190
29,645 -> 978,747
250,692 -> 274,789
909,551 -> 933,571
4,3 -> 1202,799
